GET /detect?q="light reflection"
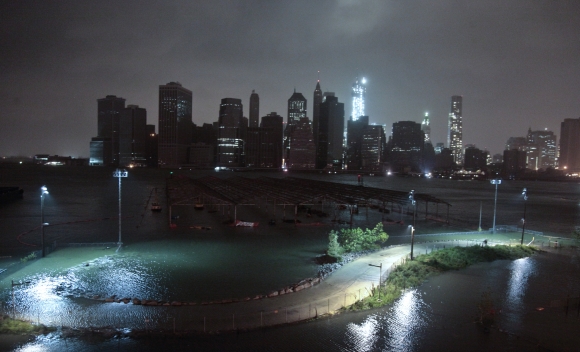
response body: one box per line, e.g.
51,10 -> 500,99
345,289 -> 428,351
345,314 -> 379,351
503,257 -> 536,330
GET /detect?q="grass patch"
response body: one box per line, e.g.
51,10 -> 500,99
344,244 -> 536,311
0,315 -> 55,335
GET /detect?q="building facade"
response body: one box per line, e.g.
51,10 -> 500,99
316,94 -> 344,169
559,118 -> 580,173
386,121 -> 424,173
312,80 -> 322,148
287,117 -> 315,169
526,128 -> 557,170
158,82 -> 193,167
351,77 -> 366,121
261,112 -> 284,168
447,95 -> 463,165
249,90 -> 259,128
217,98 -> 245,167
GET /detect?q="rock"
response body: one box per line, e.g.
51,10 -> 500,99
278,290 -> 285,295
267,291 -> 279,297
285,288 -> 293,294
105,298 -> 115,302
243,297 -> 251,301
253,295 -> 262,300
303,282 -> 311,288
132,299 -> 141,305
294,284 -> 305,292
312,277 -> 320,285
171,301 -> 182,306
93,295 -> 101,300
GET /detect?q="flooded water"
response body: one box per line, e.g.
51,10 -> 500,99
1,165 -> 580,351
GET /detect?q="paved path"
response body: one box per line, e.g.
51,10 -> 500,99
125,239 -> 487,332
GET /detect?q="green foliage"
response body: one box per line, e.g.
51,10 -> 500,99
336,223 -> 389,253
0,315 -> 54,334
20,252 -> 37,263
327,230 -> 343,260
344,244 -> 536,312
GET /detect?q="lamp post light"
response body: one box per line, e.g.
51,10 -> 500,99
521,188 -> 528,245
40,186 -> 49,258
409,190 -> 416,260
113,169 -> 128,250
12,280 -> 30,319
490,179 -> 502,234
368,263 -> 382,301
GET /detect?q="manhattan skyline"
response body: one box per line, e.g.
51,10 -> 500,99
1,1 -> 579,158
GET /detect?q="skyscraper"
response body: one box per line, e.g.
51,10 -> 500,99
95,95 -> 126,165
559,118 -> 580,172
361,125 -> 386,172
217,98 -> 245,167
421,112 -> 431,143
119,105 -> 147,167
316,94 -> 344,169
526,128 -> 557,170
312,80 -> 322,148
249,90 -> 260,128
346,115 -> 369,170
351,77 -> 366,121
158,82 -> 193,167
285,90 -> 307,163
287,117 -> 315,169
386,121 -> 424,173
447,95 -> 463,165
261,112 -> 284,168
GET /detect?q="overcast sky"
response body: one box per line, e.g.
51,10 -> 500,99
1,0 -> 579,158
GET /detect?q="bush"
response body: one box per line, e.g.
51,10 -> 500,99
336,223 -> 388,253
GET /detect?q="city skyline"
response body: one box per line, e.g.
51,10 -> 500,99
1,1 -> 579,157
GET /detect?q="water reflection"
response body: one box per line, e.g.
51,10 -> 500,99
345,289 -> 429,351
503,257 -> 536,330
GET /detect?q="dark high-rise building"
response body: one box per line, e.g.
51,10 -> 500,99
287,117 -> 315,169
158,82 -> 193,167
316,94 -> 344,169
91,95 -> 126,166
249,90 -> 260,128
261,112 -> 284,168
285,90 -> 307,163
312,81 -> 322,148
505,136 -> 527,151
464,146 -> 488,171
217,98 -> 244,167
503,149 -> 526,179
447,95 -> 463,165
145,125 -> 158,168
346,115 -> 369,170
560,117 -> 580,173
386,121 -> 424,173
119,105 -> 147,167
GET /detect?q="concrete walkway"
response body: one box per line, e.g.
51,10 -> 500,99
134,239 -> 487,332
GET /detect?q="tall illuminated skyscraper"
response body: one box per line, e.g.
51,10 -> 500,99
421,112 -> 431,143
351,77 -> 366,121
285,90 -> 307,162
447,95 -> 463,165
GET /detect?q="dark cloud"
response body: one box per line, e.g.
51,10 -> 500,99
1,0 -> 579,157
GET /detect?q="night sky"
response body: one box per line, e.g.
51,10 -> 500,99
1,1 -> 579,158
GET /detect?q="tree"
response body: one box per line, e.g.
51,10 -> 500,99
327,230 -> 343,259
336,223 -> 389,253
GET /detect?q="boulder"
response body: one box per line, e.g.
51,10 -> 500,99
132,299 -> 141,305
267,291 -> 279,297
294,284 -> 305,292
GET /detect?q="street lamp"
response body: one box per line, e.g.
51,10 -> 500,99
520,188 -> 528,245
40,186 -> 49,258
368,263 -> 382,300
113,169 -> 128,250
409,190 -> 416,260
12,279 -> 30,319
490,179 -> 502,234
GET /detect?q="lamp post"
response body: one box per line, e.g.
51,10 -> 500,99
490,179 -> 501,234
368,263 -> 382,301
521,188 -> 528,245
113,169 -> 128,250
409,190 -> 416,260
12,280 -> 30,319
40,186 -> 49,258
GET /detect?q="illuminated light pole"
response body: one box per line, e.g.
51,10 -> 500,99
490,179 -> 502,234
113,169 -> 128,250
409,190 -> 416,260
368,263 -> 382,301
521,188 -> 528,245
40,186 -> 49,258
